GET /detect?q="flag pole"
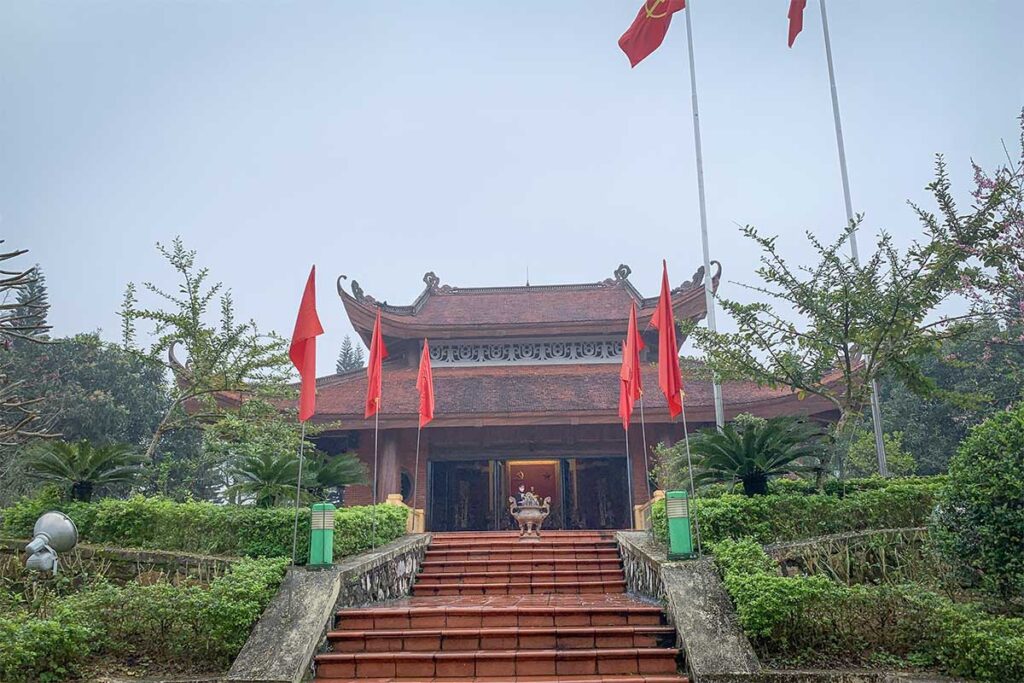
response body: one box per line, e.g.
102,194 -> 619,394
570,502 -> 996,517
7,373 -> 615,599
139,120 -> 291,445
683,0 -> 724,429
638,395 -> 652,500
818,0 -> 888,476
290,419 -> 307,567
624,426 -> 635,528
679,392 -> 702,557
371,404 -> 379,550
411,423 -> 422,525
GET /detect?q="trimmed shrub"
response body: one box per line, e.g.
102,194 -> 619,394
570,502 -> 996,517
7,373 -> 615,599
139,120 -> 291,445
0,557 -> 286,682
713,539 -> 1024,681
931,404 -> 1024,604
0,494 -> 408,562
649,477 -> 941,546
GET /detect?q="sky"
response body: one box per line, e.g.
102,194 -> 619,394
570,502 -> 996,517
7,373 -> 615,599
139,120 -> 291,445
2,1 -> 1022,377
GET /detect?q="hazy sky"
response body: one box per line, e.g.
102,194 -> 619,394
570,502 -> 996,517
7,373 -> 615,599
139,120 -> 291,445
3,1 -> 1022,376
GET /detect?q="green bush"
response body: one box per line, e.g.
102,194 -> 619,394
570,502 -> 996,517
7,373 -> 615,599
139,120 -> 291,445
0,494 -> 408,563
649,477 -> 941,546
932,404 -> 1024,604
713,539 -> 1024,681
0,557 -> 287,682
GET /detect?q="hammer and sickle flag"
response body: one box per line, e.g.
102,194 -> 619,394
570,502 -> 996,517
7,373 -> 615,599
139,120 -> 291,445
618,0 -> 686,68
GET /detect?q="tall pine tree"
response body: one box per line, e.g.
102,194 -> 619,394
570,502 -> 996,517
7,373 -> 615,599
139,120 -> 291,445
336,334 -> 365,373
14,264 -> 49,338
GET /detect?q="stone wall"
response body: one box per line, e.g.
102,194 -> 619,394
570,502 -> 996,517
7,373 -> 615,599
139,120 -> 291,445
0,537 -> 236,583
227,533 -> 430,683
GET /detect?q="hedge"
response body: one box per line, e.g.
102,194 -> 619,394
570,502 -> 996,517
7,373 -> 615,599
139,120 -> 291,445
650,477 -> 942,546
713,538 -> 1024,682
0,493 -> 409,563
0,556 -> 287,682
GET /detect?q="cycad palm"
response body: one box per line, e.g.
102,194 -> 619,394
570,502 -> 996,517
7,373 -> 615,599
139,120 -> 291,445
306,451 -> 367,500
24,440 -> 147,501
226,450 -> 303,508
691,417 -> 825,495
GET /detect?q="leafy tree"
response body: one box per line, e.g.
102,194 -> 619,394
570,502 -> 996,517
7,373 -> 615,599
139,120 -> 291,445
336,334 -> 365,373
119,238 -> 291,463
0,244 -> 51,447
205,398 -> 365,505
931,403 -> 1024,608
23,440 -> 147,502
687,144 -> 1012,446
842,429 -> 915,478
678,415 -> 826,496
14,264 -> 48,339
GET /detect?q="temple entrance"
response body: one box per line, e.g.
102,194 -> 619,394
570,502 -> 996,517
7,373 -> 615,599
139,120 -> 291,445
427,456 -> 630,532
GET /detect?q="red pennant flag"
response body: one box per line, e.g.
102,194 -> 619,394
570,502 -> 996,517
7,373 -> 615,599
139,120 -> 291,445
649,260 -> 684,417
289,266 -> 324,422
417,339 -> 435,428
618,0 -> 686,68
788,0 -> 806,47
618,302 -> 646,430
364,309 -> 388,418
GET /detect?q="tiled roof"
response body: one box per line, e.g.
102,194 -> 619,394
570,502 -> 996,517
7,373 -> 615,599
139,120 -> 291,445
306,361 -> 835,428
338,265 -> 717,342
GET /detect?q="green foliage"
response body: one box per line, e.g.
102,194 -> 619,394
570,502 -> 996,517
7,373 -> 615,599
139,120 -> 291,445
23,441 -> 147,502
0,493 -> 408,562
686,143 -> 1014,437
712,539 -> 1024,681
932,404 -> 1024,605
14,263 -> 48,337
119,237 -> 291,461
0,557 -> 286,682
685,415 -> 826,495
649,477 -> 941,547
206,398 -> 366,506
842,430 -> 916,478
336,334 -> 365,373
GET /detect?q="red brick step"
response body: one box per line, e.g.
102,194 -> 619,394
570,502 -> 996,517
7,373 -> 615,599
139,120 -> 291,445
412,579 -> 626,596
335,604 -> 665,630
315,647 -> 681,679
327,624 -> 677,652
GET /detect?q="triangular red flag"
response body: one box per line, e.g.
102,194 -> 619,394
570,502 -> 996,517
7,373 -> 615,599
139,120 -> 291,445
618,302 -> 646,430
289,266 -> 324,422
788,0 -> 807,47
364,309 -> 388,418
618,0 -> 686,68
417,339 -> 435,428
649,260 -> 684,417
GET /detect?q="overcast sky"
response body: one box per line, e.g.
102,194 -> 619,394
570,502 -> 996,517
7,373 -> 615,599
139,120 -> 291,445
3,1 -> 1022,376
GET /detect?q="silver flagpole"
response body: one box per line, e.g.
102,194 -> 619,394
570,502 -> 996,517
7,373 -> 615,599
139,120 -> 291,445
639,395 -> 652,500
818,0 -> 888,476
371,407 -> 379,550
678,393 -> 702,557
411,423 -> 422,526
683,0 -> 724,428
290,420 -> 307,567
624,426 -> 635,527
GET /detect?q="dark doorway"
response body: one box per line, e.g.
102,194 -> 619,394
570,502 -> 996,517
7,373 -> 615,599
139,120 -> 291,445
428,456 -> 630,532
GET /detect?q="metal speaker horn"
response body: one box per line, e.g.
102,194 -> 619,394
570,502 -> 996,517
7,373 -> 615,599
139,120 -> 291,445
25,511 -> 78,576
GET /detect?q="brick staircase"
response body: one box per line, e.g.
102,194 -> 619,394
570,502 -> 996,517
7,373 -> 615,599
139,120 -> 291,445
314,531 -> 687,682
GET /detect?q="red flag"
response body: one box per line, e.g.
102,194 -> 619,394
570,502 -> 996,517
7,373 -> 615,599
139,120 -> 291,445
417,339 -> 435,428
289,266 -> 324,422
649,260 -> 684,417
618,0 -> 686,68
788,0 -> 806,47
618,302 -> 646,430
364,309 -> 388,418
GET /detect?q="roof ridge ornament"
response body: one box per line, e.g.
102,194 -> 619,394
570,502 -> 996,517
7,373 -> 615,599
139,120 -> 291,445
338,274 -> 380,307
671,265 -> 705,294
423,271 -> 441,292
614,264 -> 632,281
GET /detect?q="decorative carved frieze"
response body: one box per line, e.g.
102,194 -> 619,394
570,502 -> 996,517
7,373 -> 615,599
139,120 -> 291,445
429,338 -> 624,366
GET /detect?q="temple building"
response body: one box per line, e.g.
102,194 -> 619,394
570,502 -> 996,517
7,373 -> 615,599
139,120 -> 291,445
310,265 -> 836,532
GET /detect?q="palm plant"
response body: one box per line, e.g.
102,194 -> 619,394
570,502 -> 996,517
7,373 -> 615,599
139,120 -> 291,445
226,450 -> 303,508
690,416 -> 826,496
226,449 -> 367,507
24,440 -> 148,501
305,451 -> 367,500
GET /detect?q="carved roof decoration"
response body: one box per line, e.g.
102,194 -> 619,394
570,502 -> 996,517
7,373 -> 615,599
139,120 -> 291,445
337,263 -> 721,343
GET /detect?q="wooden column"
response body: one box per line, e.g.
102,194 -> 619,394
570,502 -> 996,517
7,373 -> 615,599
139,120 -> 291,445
377,431 -> 401,501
